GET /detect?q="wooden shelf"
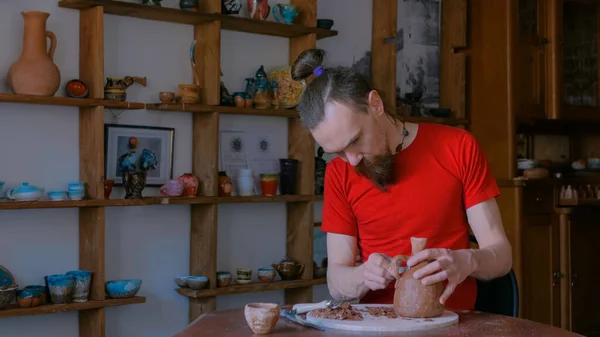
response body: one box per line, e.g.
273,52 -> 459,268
176,278 -> 326,299
559,199 -> 600,207
0,195 -> 318,210
0,93 -> 145,109
146,103 -> 300,118
0,296 -> 146,319
58,0 -> 338,39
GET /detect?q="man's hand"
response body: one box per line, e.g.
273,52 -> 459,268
406,248 -> 475,304
363,253 -> 395,291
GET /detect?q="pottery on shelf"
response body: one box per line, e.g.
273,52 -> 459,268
160,179 -> 185,197
179,0 -> 199,11
257,267 -> 276,282
272,4 -> 298,24
178,173 -> 199,197
0,286 -> 17,309
244,303 -> 280,335
316,19 -> 334,29
159,91 -> 175,104
5,182 -> 44,202
66,270 -> 92,303
271,257 -> 304,280
185,276 -> 208,290
123,171 -> 147,199
17,288 -> 43,308
24,285 -> 47,305
105,279 -> 142,299
259,174 -> 279,196
46,274 -> 74,304
104,178 -> 114,199
218,171 -> 233,197
7,11 -> 61,96
217,271 -> 232,287
175,277 -> 188,288
388,237 -> 445,318
142,0 -> 162,5
0,265 -> 17,290
48,190 -> 68,201
236,268 -> 252,284
65,79 -> 89,98
279,159 -> 298,195
248,0 -> 270,20
104,76 -> 147,101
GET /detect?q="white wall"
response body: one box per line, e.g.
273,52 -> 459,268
0,0 -> 371,336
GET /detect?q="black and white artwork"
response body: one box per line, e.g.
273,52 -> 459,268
396,0 -> 441,109
350,0 -> 441,114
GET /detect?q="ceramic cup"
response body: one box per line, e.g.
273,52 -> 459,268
257,267 -> 276,282
66,270 -> 92,302
237,176 -> 255,196
216,271 -> 232,287
48,190 -> 68,201
236,268 -> 252,284
244,303 -> 280,335
68,190 -> 84,201
68,182 -> 85,192
46,274 -> 74,304
259,174 -> 279,196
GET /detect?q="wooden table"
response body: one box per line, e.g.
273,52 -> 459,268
172,307 -> 584,337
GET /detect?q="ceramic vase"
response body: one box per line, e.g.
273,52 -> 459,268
279,159 -> 298,195
178,173 -> 199,197
7,11 -> 61,96
123,171 -> 147,199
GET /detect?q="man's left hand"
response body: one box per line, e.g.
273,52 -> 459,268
406,249 -> 475,304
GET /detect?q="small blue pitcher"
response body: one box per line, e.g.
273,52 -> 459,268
273,4 -> 298,24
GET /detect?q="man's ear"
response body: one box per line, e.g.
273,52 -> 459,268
367,90 -> 385,117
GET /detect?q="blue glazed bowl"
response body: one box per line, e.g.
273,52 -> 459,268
105,279 -> 142,299
48,190 -> 68,201
68,190 -> 84,200
46,274 -> 75,287
68,182 -> 85,191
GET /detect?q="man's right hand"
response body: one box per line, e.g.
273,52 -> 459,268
363,253 -> 395,290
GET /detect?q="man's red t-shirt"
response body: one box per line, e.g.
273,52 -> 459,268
321,123 -> 500,310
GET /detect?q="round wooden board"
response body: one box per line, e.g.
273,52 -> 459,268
306,304 -> 459,332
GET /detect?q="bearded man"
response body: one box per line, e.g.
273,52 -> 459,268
291,49 -> 512,310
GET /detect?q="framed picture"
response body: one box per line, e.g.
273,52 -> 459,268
104,124 -> 175,186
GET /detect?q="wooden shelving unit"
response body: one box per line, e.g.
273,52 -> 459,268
0,297 -> 146,319
0,93 -> 145,109
146,103 -> 301,118
176,278 -> 326,299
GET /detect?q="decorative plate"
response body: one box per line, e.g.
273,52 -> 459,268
0,265 -> 16,289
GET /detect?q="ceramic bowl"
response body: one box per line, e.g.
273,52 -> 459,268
17,288 -> 42,308
159,91 -> 176,103
48,190 -> 68,201
257,268 -> 276,282
65,79 -> 89,98
0,285 -> 17,309
68,190 -> 85,201
175,277 -> 188,288
68,182 -> 85,192
216,271 -> 232,287
244,303 -> 280,335
185,276 -> 208,290
24,285 -> 47,304
313,267 -> 327,279
105,279 -> 142,299
316,19 -> 334,29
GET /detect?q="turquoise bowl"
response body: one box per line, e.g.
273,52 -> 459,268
105,279 -> 142,299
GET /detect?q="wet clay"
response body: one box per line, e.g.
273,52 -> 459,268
388,237 -> 445,318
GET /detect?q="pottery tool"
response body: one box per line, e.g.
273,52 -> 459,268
305,304 -> 459,332
291,298 -> 350,314
279,308 -> 326,331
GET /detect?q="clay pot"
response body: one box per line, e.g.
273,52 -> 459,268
388,237 -> 445,318
218,171 -> 233,197
123,171 -> 147,199
244,303 -> 280,335
104,179 -> 114,199
7,11 -> 61,96
178,173 -> 199,197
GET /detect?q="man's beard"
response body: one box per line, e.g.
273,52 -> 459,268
354,151 -> 396,189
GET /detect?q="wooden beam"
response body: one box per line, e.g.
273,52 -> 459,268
547,0 -> 563,119
78,5 -> 106,337
371,0 -> 397,111
285,0 -> 317,305
189,0 -> 221,323
440,0 -> 468,119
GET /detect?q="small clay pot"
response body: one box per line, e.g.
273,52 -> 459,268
159,91 -> 175,104
216,271 -> 232,287
244,303 -> 280,335
257,268 -> 276,282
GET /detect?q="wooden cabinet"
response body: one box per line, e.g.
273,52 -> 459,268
516,0 -> 548,119
559,209 -> 600,336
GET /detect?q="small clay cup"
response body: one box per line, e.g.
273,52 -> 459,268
159,91 -> 175,104
244,303 -> 280,335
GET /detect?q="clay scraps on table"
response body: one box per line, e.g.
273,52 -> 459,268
309,303 -> 364,321
364,306 -> 398,318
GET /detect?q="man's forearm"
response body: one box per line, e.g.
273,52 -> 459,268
466,240 -> 513,280
327,263 -> 371,300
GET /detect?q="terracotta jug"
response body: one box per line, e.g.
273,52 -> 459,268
7,11 -> 61,96
388,237 -> 445,318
